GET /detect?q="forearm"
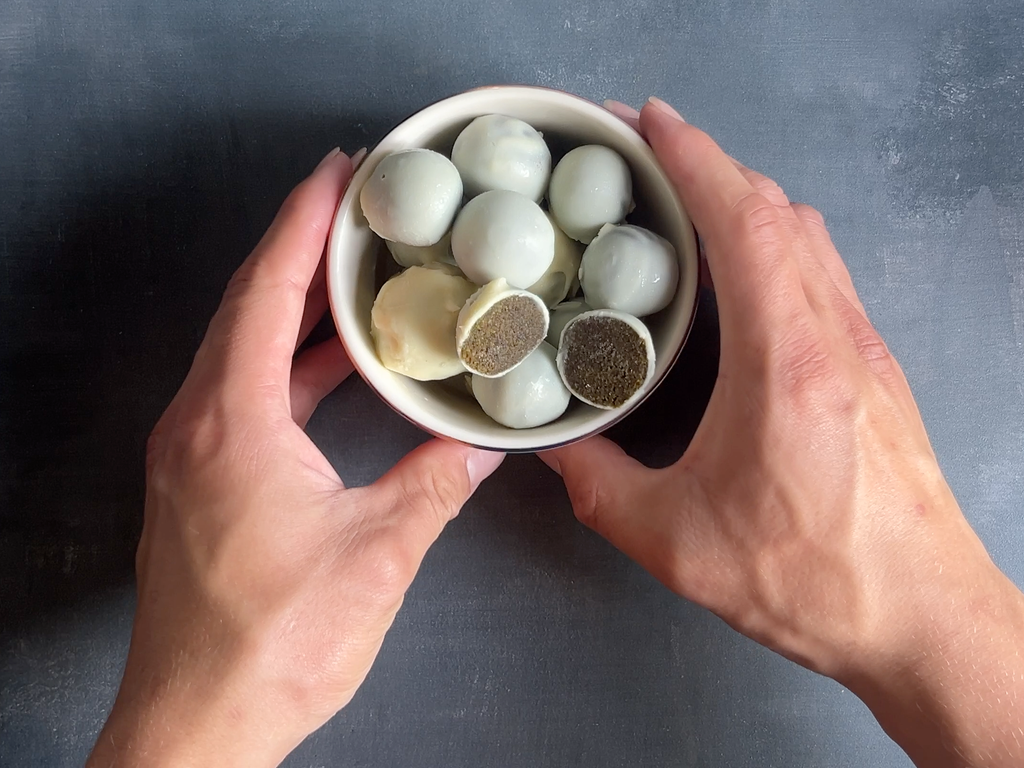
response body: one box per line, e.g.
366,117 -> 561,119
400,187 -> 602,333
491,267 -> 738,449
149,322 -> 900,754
848,565 -> 1024,768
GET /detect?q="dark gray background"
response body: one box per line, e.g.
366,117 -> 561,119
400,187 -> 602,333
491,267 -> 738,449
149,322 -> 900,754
2,0 -> 1022,765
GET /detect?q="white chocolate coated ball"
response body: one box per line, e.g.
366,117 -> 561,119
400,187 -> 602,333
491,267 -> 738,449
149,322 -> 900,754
527,214 -> 583,307
548,145 -> 632,243
385,231 -> 456,269
472,342 -> 570,429
360,149 -> 462,246
451,190 -> 554,289
451,114 -> 552,202
370,265 -> 476,381
579,224 -> 679,317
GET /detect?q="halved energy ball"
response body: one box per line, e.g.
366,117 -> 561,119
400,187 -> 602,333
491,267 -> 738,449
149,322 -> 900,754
579,223 -> 679,317
371,264 -> 476,381
556,310 -> 655,410
472,342 -> 570,429
548,145 -> 632,244
360,149 -> 462,246
451,189 -> 555,288
451,114 -> 552,202
456,279 -> 549,378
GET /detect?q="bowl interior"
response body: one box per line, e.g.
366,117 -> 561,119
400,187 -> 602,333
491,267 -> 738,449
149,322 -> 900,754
328,87 -> 699,452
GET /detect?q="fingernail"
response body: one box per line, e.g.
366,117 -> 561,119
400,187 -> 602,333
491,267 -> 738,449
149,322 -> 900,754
603,99 -> 640,119
647,96 -> 685,122
350,147 -> 368,171
466,449 -> 506,491
316,147 -> 342,171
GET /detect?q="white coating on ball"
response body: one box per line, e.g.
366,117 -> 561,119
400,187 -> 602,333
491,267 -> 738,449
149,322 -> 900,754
451,114 -> 552,201
579,224 -> 679,317
548,145 -> 633,244
451,189 -> 555,289
546,300 -> 590,347
385,231 -> 456,268
472,342 -> 570,429
370,265 -> 476,381
527,214 -> 583,307
360,149 -> 462,246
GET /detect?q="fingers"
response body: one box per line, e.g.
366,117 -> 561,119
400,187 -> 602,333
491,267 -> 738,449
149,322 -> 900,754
290,336 -> 354,427
366,441 -> 505,576
603,99 -> 641,133
192,150 -> 354,408
638,100 -> 807,338
541,437 -> 681,570
296,265 -> 330,350
792,204 -> 868,318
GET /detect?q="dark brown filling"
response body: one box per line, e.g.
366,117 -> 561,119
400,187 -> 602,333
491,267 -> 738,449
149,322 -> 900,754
561,316 -> 649,408
460,295 -> 546,376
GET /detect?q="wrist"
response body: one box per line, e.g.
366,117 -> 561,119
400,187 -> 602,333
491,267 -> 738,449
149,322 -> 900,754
88,648 -> 312,768
841,560 -> 1024,767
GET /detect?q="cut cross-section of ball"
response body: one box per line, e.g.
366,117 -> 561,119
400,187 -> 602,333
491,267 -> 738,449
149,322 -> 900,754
456,279 -> 550,378
556,310 -> 656,410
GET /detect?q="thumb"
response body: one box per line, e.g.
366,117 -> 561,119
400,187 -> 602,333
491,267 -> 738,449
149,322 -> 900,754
542,437 -> 690,589
370,439 -> 505,560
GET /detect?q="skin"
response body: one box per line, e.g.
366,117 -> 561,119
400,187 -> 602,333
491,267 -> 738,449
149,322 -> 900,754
88,103 -> 1024,768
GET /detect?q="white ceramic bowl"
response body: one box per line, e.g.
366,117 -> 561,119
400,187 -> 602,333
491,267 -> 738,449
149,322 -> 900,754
327,86 -> 699,452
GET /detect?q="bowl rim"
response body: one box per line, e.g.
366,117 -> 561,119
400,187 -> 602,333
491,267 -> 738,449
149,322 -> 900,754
327,84 -> 700,453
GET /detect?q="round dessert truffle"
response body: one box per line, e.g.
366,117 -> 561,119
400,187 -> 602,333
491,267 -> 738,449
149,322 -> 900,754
451,189 -> 555,289
579,223 -> 679,317
527,213 -> 584,308
472,342 -> 570,429
456,279 -> 549,378
370,264 -> 476,381
360,149 -> 462,246
556,310 -> 655,410
385,231 -> 456,269
548,145 -> 632,243
451,114 -> 552,202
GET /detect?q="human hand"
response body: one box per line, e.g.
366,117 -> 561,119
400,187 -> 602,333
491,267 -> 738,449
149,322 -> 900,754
544,99 -> 1024,767
87,149 -> 504,768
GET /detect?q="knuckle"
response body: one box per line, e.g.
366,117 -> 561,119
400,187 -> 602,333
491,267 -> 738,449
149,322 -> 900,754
848,322 -> 899,382
566,476 -> 619,535
750,175 -> 789,206
413,467 -> 469,526
733,192 -> 785,241
772,328 -> 841,399
361,532 -> 418,596
792,203 -> 826,228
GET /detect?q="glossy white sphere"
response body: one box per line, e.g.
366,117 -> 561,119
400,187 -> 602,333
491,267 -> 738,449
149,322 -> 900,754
579,224 -> 679,317
527,213 -> 583,307
451,114 -> 551,201
548,145 -> 632,243
451,189 -> 555,288
360,149 -> 462,246
472,342 -> 570,429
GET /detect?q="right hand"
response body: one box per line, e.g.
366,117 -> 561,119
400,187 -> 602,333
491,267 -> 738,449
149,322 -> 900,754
543,98 -> 1024,767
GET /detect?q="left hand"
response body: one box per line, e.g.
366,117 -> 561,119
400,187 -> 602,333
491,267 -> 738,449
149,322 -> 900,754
87,149 -> 505,768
